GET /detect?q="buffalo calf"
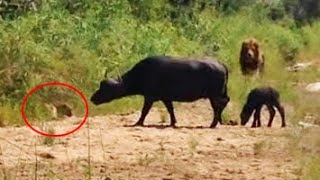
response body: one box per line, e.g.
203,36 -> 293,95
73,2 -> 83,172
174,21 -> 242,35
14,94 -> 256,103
91,55 -> 230,128
240,86 -> 285,128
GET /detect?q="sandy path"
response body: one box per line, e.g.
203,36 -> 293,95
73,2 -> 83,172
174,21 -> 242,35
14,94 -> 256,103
0,100 -> 300,179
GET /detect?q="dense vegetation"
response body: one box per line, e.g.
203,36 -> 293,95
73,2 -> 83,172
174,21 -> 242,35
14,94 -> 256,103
0,0 -> 320,178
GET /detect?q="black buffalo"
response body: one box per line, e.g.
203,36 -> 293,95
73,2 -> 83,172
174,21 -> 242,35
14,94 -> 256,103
240,86 -> 286,128
91,55 -> 230,128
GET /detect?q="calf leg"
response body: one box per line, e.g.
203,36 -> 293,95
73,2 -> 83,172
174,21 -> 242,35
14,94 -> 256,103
266,105 -> 276,127
252,105 -> 262,128
251,113 -> 257,127
209,97 -> 229,128
275,103 -> 286,127
162,101 -> 177,127
134,98 -> 153,126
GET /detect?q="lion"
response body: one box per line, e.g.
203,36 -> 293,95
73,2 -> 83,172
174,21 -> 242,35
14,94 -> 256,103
239,38 -> 265,76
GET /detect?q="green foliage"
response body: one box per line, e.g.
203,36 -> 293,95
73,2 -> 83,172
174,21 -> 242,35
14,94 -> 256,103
276,29 -> 304,63
41,126 -> 55,145
0,0 -> 41,20
299,22 -> 320,58
283,0 -> 320,24
0,0 -> 319,130
305,158 -> 320,180
216,0 -> 257,14
0,1 -> 319,177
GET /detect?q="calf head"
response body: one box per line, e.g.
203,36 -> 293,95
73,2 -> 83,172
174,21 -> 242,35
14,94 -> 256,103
90,79 -> 124,105
240,104 -> 254,126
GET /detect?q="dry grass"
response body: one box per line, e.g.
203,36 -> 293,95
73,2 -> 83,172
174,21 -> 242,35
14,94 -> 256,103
159,108 -> 168,124
287,127 -> 320,179
253,141 -> 266,156
40,126 -> 56,146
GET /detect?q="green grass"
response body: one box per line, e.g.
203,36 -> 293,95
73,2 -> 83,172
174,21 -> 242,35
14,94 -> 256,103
40,126 -> 56,146
303,157 -> 320,180
1,1 -> 320,177
1,2 -> 319,125
288,127 -> 320,180
188,135 -> 199,157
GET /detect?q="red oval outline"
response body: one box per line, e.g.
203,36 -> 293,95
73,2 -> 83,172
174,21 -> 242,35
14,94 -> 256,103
21,82 -> 89,137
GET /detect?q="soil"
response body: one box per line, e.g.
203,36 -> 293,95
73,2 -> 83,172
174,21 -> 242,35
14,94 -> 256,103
0,100 -> 300,180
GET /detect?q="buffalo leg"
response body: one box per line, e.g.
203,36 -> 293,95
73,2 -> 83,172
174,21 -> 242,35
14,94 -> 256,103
267,105 -> 276,127
134,98 -> 153,126
162,100 -> 177,127
275,103 -> 286,127
209,97 -> 228,128
252,105 -> 262,128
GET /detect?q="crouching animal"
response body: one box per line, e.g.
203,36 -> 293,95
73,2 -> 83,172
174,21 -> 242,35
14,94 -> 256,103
239,38 -> 265,76
44,103 -> 73,119
91,55 -> 230,128
240,86 -> 286,128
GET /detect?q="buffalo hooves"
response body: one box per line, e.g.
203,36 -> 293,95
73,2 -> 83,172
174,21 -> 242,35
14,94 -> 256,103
133,122 -> 144,127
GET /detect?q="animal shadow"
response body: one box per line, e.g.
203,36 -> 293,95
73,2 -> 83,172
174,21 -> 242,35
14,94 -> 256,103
123,124 -> 210,129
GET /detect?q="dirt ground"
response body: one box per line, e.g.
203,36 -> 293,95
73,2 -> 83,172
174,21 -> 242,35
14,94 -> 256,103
0,100 -> 301,180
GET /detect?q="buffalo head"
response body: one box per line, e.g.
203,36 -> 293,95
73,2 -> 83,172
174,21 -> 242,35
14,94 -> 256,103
90,79 -> 124,105
240,104 -> 254,126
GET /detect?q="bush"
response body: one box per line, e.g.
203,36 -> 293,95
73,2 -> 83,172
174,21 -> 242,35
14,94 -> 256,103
283,0 -> 320,24
276,31 -> 304,63
0,0 -> 319,126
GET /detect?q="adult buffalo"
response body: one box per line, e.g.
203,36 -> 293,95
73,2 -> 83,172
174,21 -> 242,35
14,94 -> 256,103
91,55 -> 230,128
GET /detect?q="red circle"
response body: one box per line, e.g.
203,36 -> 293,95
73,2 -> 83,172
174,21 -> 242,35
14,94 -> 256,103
21,82 -> 89,137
